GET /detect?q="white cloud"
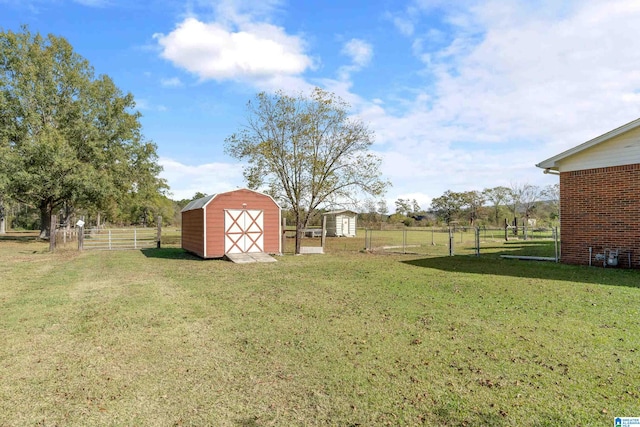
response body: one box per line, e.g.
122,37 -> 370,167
160,77 -> 183,87
345,0 -> 640,205
153,17 -> 313,83
135,98 -> 168,112
341,38 -> 373,67
155,0 -> 640,207
337,38 -> 373,82
73,0 -> 109,6
406,0 -> 640,153
159,158 -> 244,200
391,16 -> 415,36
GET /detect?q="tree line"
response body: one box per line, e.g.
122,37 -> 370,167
359,183 -> 559,228
0,27 -> 555,241
0,27 -> 167,236
0,28 -> 388,248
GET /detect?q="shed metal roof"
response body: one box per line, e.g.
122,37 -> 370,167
536,117 -> 640,170
322,210 -> 357,216
181,194 -> 216,212
180,188 -> 282,213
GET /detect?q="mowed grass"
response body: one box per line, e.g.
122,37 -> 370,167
0,237 -> 639,426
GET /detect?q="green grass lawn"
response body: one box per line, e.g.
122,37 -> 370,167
0,237 -> 638,426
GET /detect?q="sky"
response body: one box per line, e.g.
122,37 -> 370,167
4,0 -> 640,211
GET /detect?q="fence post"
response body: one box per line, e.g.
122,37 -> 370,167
281,217 -> 287,254
475,227 -> 480,256
78,225 -> 84,251
321,215 -> 326,251
553,227 -> 556,262
156,216 -> 162,249
108,229 -> 112,250
504,218 -> 509,241
449,227 -> 454,256
49,214 -> 57,252
134,227 -> 138,249
403,228 -> 407,254
370,229 -> 374,251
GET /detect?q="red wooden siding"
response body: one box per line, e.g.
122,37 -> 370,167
181,209 -> 205,257
560,163 -> 640,267
182,189 -> 281,259
205,189 -> 280,258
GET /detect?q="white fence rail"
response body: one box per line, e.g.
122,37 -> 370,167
81,227 -> 157,250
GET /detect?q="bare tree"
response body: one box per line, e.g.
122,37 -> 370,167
461,190 -> 485,227
542,183 -> 560,222
483,186 -> 509,225
521,184 -> 542,222
225,88 -> 389,254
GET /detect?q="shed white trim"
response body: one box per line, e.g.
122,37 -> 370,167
203,203 -> 207,256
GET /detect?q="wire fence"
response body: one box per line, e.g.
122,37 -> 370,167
363,226 -> 559,259
63,224 -> 557,259
246,226 -> 561,258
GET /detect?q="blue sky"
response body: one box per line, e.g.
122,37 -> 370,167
4,0 -> 640,210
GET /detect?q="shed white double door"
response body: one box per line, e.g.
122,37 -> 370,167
224,209 -> 264,254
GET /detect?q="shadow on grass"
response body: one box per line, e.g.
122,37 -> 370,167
402,254 -> 640,288
0,235 -> 41,243
480,240 -> 558,257
141,247 -> 203,260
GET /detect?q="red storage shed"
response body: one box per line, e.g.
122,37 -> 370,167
181,189 -> 281,259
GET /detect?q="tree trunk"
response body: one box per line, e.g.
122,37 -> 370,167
0,200 -> 5,234
63,204 -> 73,233
295,219 -> 302,255
39,200 -> 53,239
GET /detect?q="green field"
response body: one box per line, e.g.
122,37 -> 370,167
0,235 -> 638,426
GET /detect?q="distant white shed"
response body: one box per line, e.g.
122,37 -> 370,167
323,210 -> 357,237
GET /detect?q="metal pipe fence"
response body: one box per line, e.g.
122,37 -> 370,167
81,227 -> 158,250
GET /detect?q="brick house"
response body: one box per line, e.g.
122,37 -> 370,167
537,118 -> 640,268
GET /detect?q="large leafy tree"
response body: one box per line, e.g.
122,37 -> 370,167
0,27 -> 165,237
225,88 -> 389,254
430,190 -> 465,225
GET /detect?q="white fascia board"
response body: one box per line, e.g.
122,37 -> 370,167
536,117 -> 640,170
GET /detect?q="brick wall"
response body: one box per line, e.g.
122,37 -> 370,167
560,163 -> 640,268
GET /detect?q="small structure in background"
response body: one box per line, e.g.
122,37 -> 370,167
181,188 -> 281,261
323,210 -> 357,237
537,117 -> 640,268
